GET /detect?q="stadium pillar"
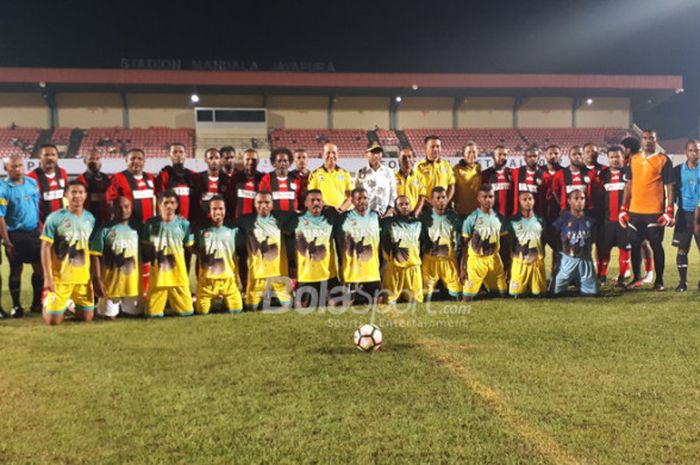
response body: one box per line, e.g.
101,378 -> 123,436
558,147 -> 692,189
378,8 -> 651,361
512,97 -> 523,128
452,97 -> 460,129
121,91 -> 129,128
572,98 -> 582,128
389,97 -> 399,130
328,96 -> 334,129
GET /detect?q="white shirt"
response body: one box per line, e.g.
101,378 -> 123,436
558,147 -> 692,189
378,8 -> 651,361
355,164 -> 397,214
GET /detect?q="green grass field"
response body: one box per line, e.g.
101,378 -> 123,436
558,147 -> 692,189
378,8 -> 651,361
2,240 -> 700,465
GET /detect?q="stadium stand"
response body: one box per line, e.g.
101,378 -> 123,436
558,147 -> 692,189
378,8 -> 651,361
269,129 -> 369,156
78,127 -> 195,158
403,128 -> 525,157
519,127 -> 631,154
0,127 -> 41,158
376,129 -> 400,146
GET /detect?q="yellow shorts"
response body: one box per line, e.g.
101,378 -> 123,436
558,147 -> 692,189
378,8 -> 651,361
422,257 -> 462,297
509,257 -> 546,296
463,253 -> 507,297
382,263 -> 424,304
245,276 -> 293,307
146,286 -> 194,317
196,277 -> 243,314
44,282 -> 94,315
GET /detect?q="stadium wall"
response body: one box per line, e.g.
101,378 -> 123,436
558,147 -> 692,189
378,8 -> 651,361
333,96 -> 389,129
457,97 -> 513,128
56,93 -> 123,127
576,97 -> 629,127
267,96 -> 327,128
518,97 -> 572,128
397,97 -> 453,128
0,93 -> 48,127
127,93 -> 193,128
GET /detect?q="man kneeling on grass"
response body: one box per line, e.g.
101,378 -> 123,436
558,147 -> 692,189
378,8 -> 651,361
551,189 -> 599,296
141,190 -> 195,317
194,195 -> 243,314
508,191 -> 546,298
460,184 -> 509,301
40,181 -> 96,325
90,197 -> 142,319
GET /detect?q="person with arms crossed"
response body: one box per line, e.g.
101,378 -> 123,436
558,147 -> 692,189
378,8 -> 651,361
508,191 -> 546,298
90,197 -> 142,319
395,147 -> 426,216
40,180 -> 96,325
0,154 -> 43,317
380,195 -> 424,304
194,195 -> 243,314
460,185 -> 509,301
141,191 -> 195,317
420,187 -> 463,301
452,141 -> 481,217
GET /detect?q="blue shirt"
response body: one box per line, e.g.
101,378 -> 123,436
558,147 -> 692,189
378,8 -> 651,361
0,176 -> 40,231
553,210 -> 595,259
678,163 -> 700,212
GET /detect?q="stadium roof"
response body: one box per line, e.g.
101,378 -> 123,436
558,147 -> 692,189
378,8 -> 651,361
0,67 -> 683,100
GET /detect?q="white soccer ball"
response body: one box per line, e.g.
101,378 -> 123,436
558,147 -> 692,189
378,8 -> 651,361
353,323 -> 383,352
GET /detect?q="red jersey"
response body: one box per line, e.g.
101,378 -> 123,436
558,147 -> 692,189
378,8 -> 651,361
481,167 -> 513,218
77,170 -> 112,225
599,168 -> 626,222
258,173 -> 299,212
230,171 -> 264,218
511,166 -> 545,216
542,166 -> 563,223
28,167 -> 68,224
192,171 -> 230,223
155,166 -> 196,220
551,167 -> 600,212
106,170 -> 156,222
289,169 -> 310,211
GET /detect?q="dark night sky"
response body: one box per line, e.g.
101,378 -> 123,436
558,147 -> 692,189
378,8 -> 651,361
1,0 -> 699,138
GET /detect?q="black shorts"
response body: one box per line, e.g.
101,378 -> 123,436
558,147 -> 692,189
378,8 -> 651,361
601,219 -> 629,251
627,213 -> 664,246
345,281 -> 383,305
296,278 -> 341,306
672,210 -> 700,250
7,228 -> 41,265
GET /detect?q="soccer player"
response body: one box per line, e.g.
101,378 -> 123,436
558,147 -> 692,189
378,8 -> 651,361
336,188 -> 382,305
508,191 -> 546,298
77,149 -> 112,225
29,144 -> 68,225
453,141 -> 481,217
597,146 -> 631,287
460,185 -> 508,301
355,143 -> 396,216
481,145 -> 513,219
194,195 -> 243,314
583,142 -> 608,177
156,143 -> 196,221
541,145 -> 564,268
106,148 -> 156,223
290,148 -> 310,211
0,154 -> 42,317
416,135 -> 455,207
141,191 -> 195,317
420,187 -> 462,300
90,197 -> 142,319
551,190 -> 598,296
308,143 -> 353,211
380,195 -> 424,304
259,147 -> 300,212
40,180 -> 96,325
395,147 -> 426,216
192,148 -> 230,226
511,147 -> 545,217
230,148 -> 264,218
236,191 -> 294,310
672,139 -> 700,292
551,146 -> 599,213
619,130 -> 675,291
220,145 -> 237,177
291,189 -> 341,308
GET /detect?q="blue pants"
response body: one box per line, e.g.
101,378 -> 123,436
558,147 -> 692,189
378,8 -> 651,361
553,253 -> 598,296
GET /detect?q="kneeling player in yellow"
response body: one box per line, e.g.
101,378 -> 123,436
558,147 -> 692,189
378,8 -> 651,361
419,187 -> 463,300
460,184 -> 508,301
90,196 -> 142,319
508,191 -> 546,297
381,196 -> 424,304
194,195 -> 242,314
40,180 -> 96,325
236,191 -> 294,311
142,190 -> 194,317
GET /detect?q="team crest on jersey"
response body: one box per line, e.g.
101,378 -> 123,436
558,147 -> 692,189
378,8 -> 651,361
203,231 -> 211,238
517,224 -> 523,230
412,179 -> 420,187
319,175 -> 326,182
338,175 -> 344,181
58,178 -> 65,187
465,280 -> 473,288
63,220 -> 72,228
351,219 -> 357,226
568,222 -> 573,228
440,166 -> 446,173
477,218 -> 484,224
303,218 -> 309,226
146,179 -> 154,188
511,281 -> 519,289
290,182 -> 297,190
108,230 -> 117,238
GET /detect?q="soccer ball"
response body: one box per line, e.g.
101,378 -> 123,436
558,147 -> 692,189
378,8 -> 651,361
353,323 -> 383,352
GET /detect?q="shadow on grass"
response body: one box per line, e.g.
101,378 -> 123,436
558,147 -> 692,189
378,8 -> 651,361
310,342 -> 418,355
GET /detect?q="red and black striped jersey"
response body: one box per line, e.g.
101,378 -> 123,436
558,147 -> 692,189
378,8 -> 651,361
155,166 -> 196,220
481,167 -> 513,219
511,166 -> 545,216
77,170 -> 112,225
258,173 -> 299,212
106,170 -> 156,222
599,168 -> 626,221
28,167 -> 68,225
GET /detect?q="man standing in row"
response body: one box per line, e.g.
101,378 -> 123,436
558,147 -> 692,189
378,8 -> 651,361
156,143 -> 196,220
231,148 -> 264,218
673,139 -> 700,292
78,149 -> 112,226
355,143 -> 396,216
29,144 -> 68,225
308,143 -> 353,211
395,147 -> 425,216
416,135 -> 455,208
